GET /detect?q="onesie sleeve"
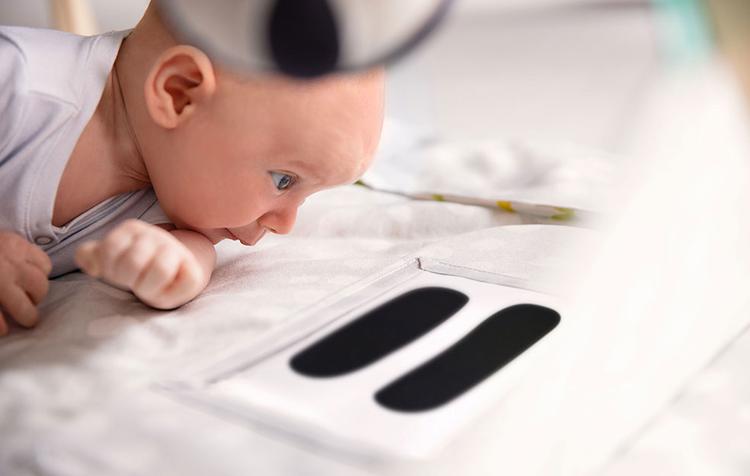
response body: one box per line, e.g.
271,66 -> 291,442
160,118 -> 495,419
139,194 -> 172,226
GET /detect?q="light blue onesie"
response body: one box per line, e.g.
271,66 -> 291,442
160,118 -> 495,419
0,26 -> 169,278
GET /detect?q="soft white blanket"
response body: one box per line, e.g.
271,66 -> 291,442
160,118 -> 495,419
5,110 -> 747,476
0,124 -> 607,475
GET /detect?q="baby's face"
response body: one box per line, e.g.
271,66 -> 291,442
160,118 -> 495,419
144,70 -> 384,245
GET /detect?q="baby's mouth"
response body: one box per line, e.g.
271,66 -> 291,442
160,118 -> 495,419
226,228 -> 266,246
225,229 -> 240,242
241,229 -> 266,246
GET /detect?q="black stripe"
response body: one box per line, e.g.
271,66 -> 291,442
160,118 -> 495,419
268,0 -> 340,78
375,304 -> 560,412
290,287 -> 469,377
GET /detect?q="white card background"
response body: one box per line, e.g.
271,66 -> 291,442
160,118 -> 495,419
164,266 -> 563,460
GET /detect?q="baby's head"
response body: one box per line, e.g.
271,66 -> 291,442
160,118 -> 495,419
119,3 -> 385,245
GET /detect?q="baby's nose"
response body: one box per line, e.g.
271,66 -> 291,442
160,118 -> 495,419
259,204 -> 298,235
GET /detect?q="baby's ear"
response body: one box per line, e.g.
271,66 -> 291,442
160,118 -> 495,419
144,45 -> 216,129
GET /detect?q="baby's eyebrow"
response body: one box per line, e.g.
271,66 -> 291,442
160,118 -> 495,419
285,158 -> 323,183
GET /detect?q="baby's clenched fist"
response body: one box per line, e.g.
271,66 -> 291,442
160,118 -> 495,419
75,220 -> 206,309
0,231 -> 52,335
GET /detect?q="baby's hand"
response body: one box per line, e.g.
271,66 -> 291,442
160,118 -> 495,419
75,220 -> 204,309
0,231 -> 51,335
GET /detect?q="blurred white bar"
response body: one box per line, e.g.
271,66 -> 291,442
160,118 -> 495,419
50,0 -> 97,35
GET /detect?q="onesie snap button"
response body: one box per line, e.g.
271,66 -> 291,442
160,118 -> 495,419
34,236 -> 53,246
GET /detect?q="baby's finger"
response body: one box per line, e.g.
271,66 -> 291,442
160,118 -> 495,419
157,261 -> 203,308
18,264 -> 49,305
75,241 -> 102,277
24,243 -> 52,276
99,228 -> 138,278
0,285 -> 38,328
111,236 -> 160,288
0,311 -> 8,336
133,246 -> 182,304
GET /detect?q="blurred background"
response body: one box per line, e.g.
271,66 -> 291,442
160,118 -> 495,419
0,0 -> 730,156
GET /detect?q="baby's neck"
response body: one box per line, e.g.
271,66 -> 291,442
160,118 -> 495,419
52,36 -> 150,227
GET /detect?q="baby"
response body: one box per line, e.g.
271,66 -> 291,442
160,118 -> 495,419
0,3 -> 385,335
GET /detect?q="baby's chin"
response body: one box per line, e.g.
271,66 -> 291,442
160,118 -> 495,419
190,227 -> 267,246
171,220 -> 267,246
178,226 -> 230,245
159,213 -> 232,244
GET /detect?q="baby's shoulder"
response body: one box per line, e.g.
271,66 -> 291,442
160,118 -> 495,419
0,26 -> 87,106
0,27 -> 28,146
0,27 -> 93,162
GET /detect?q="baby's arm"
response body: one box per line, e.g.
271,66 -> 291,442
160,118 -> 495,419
75,220 -> 216,309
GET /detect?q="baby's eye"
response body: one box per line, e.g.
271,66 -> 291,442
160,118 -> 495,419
270,172 -> 296,191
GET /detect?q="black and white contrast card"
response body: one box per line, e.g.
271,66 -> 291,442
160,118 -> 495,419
161,258 -> 563,460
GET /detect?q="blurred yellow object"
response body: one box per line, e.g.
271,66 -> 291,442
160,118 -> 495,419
50,0 -> 97,35
705,0 -> 750,104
